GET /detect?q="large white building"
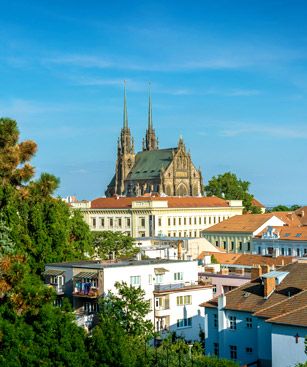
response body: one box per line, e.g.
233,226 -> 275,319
201,261 -> 307,367
75,196 -> 243,238
44,258 -> 213,341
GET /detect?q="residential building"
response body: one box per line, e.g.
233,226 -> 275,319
135,236 -> 223,260
201,213 -> 296,253
198,252 -> 294,297
253,225 -> 307,257
78,196 -> 243,238
44,259 -> 212,341
201,261 -> 307,367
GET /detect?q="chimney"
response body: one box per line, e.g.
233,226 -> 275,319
177,240 -> 182,260
251,265 -> 262,279
264,277 -> 276,298
261,264 -> 270,275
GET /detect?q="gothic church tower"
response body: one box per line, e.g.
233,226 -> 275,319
114,83 -> 135,195
143,86 -> 158,151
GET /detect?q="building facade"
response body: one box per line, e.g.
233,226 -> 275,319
44,259 -> 212,341
201,261 -> 307,367
105,86 -> 203,197
253,225 -> 307,257
201,213 -> 287,253
78,196 -> 243,238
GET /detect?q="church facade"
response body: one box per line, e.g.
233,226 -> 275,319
105,86 -> 203,197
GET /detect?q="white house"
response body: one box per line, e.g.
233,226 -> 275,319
201,260 -> 307,367
44,258 -> 213,341
253,225 -> 307,257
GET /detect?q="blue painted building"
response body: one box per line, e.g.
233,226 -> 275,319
201,262 -> 307,367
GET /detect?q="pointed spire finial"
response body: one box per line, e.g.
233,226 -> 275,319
123,80 -> 128,129
148,82 -> 153,129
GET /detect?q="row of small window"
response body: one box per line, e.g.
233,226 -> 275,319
213,344 -> 253,359
213,314 -> 252,329
167,231 -> 200,238
130,272 -> 183,286
91,217 -> 131,228
164,216 -> 230,227
177,317 -> 192,328
280,248 -> 306,257
215,240 -> 251,251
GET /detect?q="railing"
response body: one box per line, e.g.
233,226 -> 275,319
73,286 -> 99,298
46,283 -> 64,295
154,282 -> 197,292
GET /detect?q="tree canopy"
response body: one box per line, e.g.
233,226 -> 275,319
269,204 -> 300,212
93,231 -> 139,260
205,172 -> 261,213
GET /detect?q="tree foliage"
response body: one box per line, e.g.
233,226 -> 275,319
93,231 -> 139,260
269,204 -> 300,212
99,281 -> 153,337
205,172 -> 261,213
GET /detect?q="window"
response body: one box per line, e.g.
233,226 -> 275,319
109,217 -> 113,227
204,217 -> 207,224
229,316 -> 237,330
177,318 -> 192,328
213,285 -> 217,294
130,276 -> 141,286
84,302 -> 98,314
173,218 -> 176,226
258,246 -> 261,254
155,274 -> 164,284
174,272 -> 183,281
246,347 -> 253,354
296,233 -> 302,238
199,217 -> 201,225
288,248 -> 292,256
126,218 -> 131,227
213,343 -> 219,356
281,248 -> 285,255
213,217 -> 216,224
184,218 -> 187,225
209,217 -> 211,225
215,241 -> 219,246
100,218 -> 105,227
178,218 -> 181,225
148,275 -> 153,284
140,217 -> 145,228
168,217 -> 171,226
247,242 -> 251,251
223,241 -> 226,248
155,297 -> 163,308
92,218 -> 96,227
189,217 -> 192,225
194,231 -> 197,237
230,345 -> 237,360
178,231 -> 182,237
213,313 -> 218,328
158,217 -> 162,226
297,248 -> 300,257
176,295 -> 192,306
284,233 -> 290,237
246,317 -> 252,328
239,241 -> 242,251
117,218 -> 122,227
231,241 -> 234,250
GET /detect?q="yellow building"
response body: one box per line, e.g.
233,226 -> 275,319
76,196 -> 243,238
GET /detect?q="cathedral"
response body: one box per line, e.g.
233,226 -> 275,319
105,86 -> 204,197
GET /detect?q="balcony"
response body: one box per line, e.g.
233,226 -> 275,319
154,281 -> 198,292
73,271 -> 100,298
44,269 -> 65,295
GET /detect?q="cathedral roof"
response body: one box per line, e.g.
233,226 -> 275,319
126,148 -> 176,181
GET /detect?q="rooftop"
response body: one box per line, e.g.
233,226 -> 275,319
256,225 -> 307,241
200,262 -> 307,327
198,252 -> 294,267
46,258 -> 196,269
90,196 -> 234,209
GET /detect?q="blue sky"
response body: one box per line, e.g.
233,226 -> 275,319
1,0 -> 307,205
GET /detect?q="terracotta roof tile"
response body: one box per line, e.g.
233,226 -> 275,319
266,305 -> 307,327
91,196 -> 231,209
257,225 -> 307,241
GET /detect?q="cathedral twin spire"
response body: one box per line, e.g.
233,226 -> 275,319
119,82 -> 158,154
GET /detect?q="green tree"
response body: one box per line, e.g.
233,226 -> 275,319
269,204 -> 300,212
99,281 -> 153,337
93,231 -> 139,260
205,172 -> 261,213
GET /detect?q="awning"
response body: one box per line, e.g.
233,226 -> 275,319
74,272 -> 98,279
44,269 -> 65,276
154,267 -> 169,275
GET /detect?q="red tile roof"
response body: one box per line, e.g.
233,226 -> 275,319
252,198 -> 265,208
200,262 -> 307,327
256,225 -> 307,241
198,252 -> 294,267
91,196 -> 232,209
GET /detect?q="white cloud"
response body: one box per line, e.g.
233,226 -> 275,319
221,123 -> 307,139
